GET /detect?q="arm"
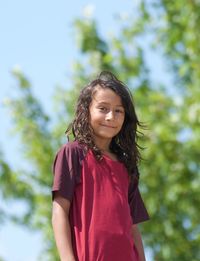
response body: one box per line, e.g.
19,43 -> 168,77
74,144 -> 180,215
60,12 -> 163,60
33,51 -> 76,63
52,192 -> 75,261
132,224 -> 146,261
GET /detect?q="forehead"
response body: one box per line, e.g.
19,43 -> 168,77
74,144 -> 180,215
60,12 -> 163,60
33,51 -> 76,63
92,87 -> 123,106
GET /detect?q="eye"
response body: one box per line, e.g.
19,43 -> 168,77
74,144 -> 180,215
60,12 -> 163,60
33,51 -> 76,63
115,109 -> 124,114
99,106 -> 108,112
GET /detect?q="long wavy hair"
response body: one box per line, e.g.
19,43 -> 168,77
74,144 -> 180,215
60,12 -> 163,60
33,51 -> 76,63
66,71 -> 143,178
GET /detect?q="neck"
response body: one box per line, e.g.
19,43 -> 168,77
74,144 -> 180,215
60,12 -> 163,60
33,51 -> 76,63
94,138 -> 111,152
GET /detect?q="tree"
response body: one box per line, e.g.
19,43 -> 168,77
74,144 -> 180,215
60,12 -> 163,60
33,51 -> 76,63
0,1 -> 200,260
141,1 -> 200,260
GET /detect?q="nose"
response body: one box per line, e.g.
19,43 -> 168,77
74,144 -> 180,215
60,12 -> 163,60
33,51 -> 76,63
105,111 -> 114,121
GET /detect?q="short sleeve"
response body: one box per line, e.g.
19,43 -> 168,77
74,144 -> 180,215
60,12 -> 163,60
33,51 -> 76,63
128,168 -> 150,224
52,142 -> 85,201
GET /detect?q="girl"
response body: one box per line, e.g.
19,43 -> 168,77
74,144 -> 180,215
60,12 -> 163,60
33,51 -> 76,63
52,71 -> 149,261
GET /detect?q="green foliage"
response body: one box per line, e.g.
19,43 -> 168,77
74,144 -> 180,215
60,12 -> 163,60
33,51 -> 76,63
0,2 -> 200,260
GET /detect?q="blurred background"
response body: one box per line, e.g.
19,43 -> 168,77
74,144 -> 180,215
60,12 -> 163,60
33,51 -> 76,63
0,1 -> 200,260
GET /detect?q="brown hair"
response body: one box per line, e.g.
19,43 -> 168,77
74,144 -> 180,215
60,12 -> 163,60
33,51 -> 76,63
66,71 -> 143,178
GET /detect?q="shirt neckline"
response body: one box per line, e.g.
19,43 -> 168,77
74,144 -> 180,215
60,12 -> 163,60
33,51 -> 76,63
103,153 -> 122,164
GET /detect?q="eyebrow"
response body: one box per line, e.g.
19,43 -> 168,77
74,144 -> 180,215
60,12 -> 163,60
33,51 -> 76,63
96,102 -> 124,107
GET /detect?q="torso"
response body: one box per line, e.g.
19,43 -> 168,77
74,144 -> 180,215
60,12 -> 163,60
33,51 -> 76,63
70,149 -> 139,261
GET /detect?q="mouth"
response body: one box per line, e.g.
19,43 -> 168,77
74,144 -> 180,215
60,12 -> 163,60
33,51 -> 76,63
100,124 -> 117,129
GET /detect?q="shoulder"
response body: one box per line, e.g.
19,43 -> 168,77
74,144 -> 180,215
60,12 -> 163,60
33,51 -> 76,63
59,140 -> 80,149
56,140 -> 87,160
58,140 -> 85,153
53,141 -> 87,181
52,142 -> 85,200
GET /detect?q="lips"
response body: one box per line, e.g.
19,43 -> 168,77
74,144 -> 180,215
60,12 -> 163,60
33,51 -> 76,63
100,124 -> 117,129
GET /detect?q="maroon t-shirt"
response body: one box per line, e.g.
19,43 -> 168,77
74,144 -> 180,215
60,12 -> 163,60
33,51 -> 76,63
52,141 -> 149,261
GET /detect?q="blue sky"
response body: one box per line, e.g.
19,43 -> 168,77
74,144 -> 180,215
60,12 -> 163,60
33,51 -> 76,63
0,0 -> 135,160
0,1 -> 168,260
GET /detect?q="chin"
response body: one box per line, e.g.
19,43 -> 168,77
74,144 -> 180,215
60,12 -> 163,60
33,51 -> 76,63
98,133 -> 117,139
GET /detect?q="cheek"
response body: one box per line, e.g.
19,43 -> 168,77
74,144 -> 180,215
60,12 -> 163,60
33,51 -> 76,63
119,115 -> 125,126
89,107 -> 95,123
90,109 -> 103,121
89,109 -> 98,129
89,111 -> 100,127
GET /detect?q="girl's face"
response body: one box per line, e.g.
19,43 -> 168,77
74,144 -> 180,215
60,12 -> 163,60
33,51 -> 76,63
89,87 -> 125,147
